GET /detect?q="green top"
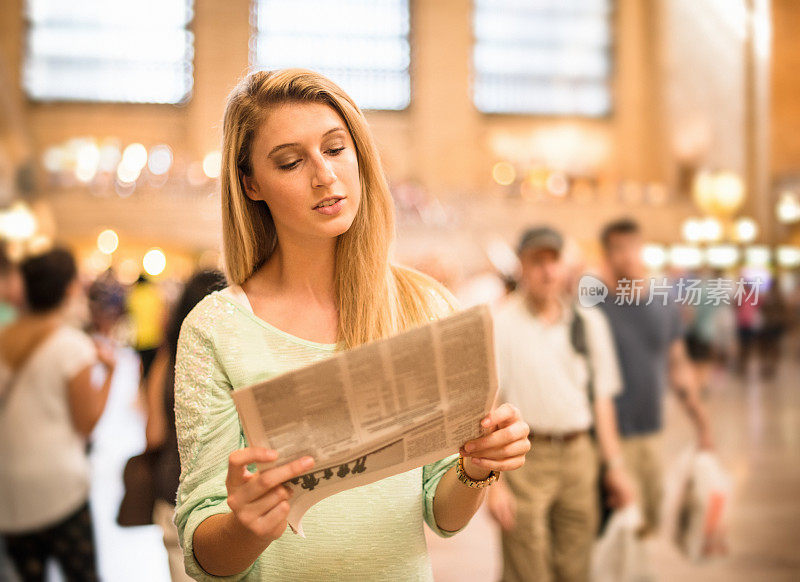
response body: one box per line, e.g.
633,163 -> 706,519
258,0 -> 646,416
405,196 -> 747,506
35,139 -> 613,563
0,302 -> 17,327
174,289 -> 462,581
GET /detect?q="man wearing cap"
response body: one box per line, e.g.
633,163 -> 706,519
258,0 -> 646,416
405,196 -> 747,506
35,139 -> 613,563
489,226 -> 635,582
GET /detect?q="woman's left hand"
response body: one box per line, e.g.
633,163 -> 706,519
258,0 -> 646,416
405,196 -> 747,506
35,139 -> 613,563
460,403 -> 530,478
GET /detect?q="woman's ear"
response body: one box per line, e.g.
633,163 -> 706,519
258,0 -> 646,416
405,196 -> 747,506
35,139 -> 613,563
240,171 -> 260,201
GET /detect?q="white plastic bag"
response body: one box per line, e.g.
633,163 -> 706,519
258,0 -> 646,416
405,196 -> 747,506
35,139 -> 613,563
591,504 -> 644,582
673,451 -> 731,562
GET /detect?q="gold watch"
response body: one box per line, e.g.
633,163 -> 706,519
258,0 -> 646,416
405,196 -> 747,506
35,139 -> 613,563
456,454 -> 500,489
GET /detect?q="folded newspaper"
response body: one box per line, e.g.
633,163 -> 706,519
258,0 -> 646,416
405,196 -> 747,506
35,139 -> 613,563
231,304 -> 498,536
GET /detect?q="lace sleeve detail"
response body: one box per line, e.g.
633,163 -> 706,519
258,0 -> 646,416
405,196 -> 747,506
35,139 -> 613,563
174,300 -> 219,473
173,296 -> 256,581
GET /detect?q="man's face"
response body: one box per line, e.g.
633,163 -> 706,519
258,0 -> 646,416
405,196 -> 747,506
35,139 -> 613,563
519,247 -> 565,302
604,232 -> 645,280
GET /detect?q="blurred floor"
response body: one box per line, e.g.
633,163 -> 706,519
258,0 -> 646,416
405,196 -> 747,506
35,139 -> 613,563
20,337 -> 798,581
87,346 -> 170,582
427,338 -> 800,582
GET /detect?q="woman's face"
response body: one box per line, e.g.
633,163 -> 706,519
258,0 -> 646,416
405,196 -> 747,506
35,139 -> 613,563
242,101 -> 362,244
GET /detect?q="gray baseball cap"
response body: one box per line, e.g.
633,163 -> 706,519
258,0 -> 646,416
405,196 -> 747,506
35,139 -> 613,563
516,226 -> 564,255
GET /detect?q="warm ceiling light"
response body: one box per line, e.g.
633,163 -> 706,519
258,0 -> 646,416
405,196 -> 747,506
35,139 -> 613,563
733,217 -> 758,243
122,143 -> 148,171
97,229 -> 119,254
143,248 -> 167,276
642,244 -> 667,270
492,162 -> 516,186
203,151 -> 222,179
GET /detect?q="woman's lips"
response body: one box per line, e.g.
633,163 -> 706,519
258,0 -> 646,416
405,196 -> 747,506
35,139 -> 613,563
314,197 -> 345,216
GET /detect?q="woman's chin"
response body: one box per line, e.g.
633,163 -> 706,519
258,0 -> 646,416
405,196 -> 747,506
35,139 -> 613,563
312,215 -> 357,239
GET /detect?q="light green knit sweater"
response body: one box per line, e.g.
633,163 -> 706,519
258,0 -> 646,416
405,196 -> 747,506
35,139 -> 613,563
173,289 -> 462,581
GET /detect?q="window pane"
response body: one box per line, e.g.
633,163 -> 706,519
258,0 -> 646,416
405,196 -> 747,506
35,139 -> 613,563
24,0 -> 194,104
473,0 -> 613,116
252,0 -> 410,111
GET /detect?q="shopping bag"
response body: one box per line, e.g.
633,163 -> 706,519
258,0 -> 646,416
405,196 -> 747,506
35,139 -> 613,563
116,448 -> 160,526
591,504 -> 643,582
673,451 -> 731,562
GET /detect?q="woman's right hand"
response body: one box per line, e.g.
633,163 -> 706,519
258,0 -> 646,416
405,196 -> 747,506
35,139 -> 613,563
225,448 -> 315,543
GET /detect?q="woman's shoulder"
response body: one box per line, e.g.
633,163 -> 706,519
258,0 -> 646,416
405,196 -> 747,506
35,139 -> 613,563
179,291 -> 233,338
52,324 -> 94,347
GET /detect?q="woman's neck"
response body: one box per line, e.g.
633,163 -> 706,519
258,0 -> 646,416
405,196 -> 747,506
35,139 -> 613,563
248,235 -> 337,307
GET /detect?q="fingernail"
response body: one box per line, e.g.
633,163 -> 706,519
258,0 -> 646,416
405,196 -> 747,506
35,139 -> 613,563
473,458 -> 484,466
301,457 -> 314,468
464,443 -> 474,452
481,418 -> 491,427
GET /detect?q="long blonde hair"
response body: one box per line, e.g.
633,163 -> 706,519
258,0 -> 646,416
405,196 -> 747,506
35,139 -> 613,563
220,68 -> 456,349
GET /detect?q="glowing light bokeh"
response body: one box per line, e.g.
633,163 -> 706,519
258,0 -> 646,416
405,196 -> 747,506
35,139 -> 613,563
143,248 -> 167,276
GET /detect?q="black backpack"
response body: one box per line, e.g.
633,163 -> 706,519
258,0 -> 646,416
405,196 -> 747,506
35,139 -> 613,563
569,306 -> 613,535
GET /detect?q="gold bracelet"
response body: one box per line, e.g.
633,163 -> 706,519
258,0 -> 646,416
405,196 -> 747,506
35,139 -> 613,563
456,454 -> 499,489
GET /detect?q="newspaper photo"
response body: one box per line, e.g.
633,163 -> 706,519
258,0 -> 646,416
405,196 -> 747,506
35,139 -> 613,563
231,304 -> 498,536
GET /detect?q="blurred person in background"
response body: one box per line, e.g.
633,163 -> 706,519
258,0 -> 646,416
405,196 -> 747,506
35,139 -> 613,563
87,267 -> 127,339
758,281 -> 790,379
143,269 -> 225,582
683,270 -> 727,393
173,68 -> 530,581
734,279 -> 762,376
0,244 -> 22,582
599,219 -> 713,543
735,281 -> 762,375
0,242 -> 24,327
127,273 -> 166,381
488,226 -> 635,582
0,248 -> 115,582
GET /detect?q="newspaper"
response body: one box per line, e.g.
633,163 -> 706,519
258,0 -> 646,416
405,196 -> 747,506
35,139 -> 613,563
231,304 -> 498,536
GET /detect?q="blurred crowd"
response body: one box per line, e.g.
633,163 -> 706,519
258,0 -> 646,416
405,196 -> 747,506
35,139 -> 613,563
0,216 -> 798,582
0,241 -> 226,582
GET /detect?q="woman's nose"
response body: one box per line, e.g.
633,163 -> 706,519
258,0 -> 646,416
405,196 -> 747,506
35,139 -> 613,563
311,155 -> 337,188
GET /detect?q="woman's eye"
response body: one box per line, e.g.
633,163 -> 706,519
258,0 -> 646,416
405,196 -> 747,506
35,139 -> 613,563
279,160 -> 301,170
327,147 -> 346,156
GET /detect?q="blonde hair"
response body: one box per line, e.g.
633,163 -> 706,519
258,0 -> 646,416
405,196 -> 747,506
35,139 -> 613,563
220,68 -> 457,349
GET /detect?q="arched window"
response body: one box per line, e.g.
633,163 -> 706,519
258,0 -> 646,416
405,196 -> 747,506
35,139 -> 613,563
24,0 -> 194,104
472,0 -> 613,116
251,0 -> 410,111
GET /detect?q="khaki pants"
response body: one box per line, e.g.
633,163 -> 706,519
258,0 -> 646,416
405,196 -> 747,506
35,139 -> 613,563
620,433 -> 663,536
152,499 -> 194,582
501,433 -> 599,582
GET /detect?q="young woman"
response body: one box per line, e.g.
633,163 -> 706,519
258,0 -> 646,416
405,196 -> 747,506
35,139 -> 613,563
174,68 -> 530,581
0,248 -> 115,581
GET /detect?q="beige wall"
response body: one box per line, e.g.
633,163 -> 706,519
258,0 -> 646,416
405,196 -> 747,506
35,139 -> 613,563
0,0 -> 784,271
771,0 -> 800,177
659,0 -> 747,177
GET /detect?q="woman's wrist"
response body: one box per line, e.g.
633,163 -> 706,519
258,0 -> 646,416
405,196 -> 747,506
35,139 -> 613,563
195,512 -> 270,577
461,457 -> 492,481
